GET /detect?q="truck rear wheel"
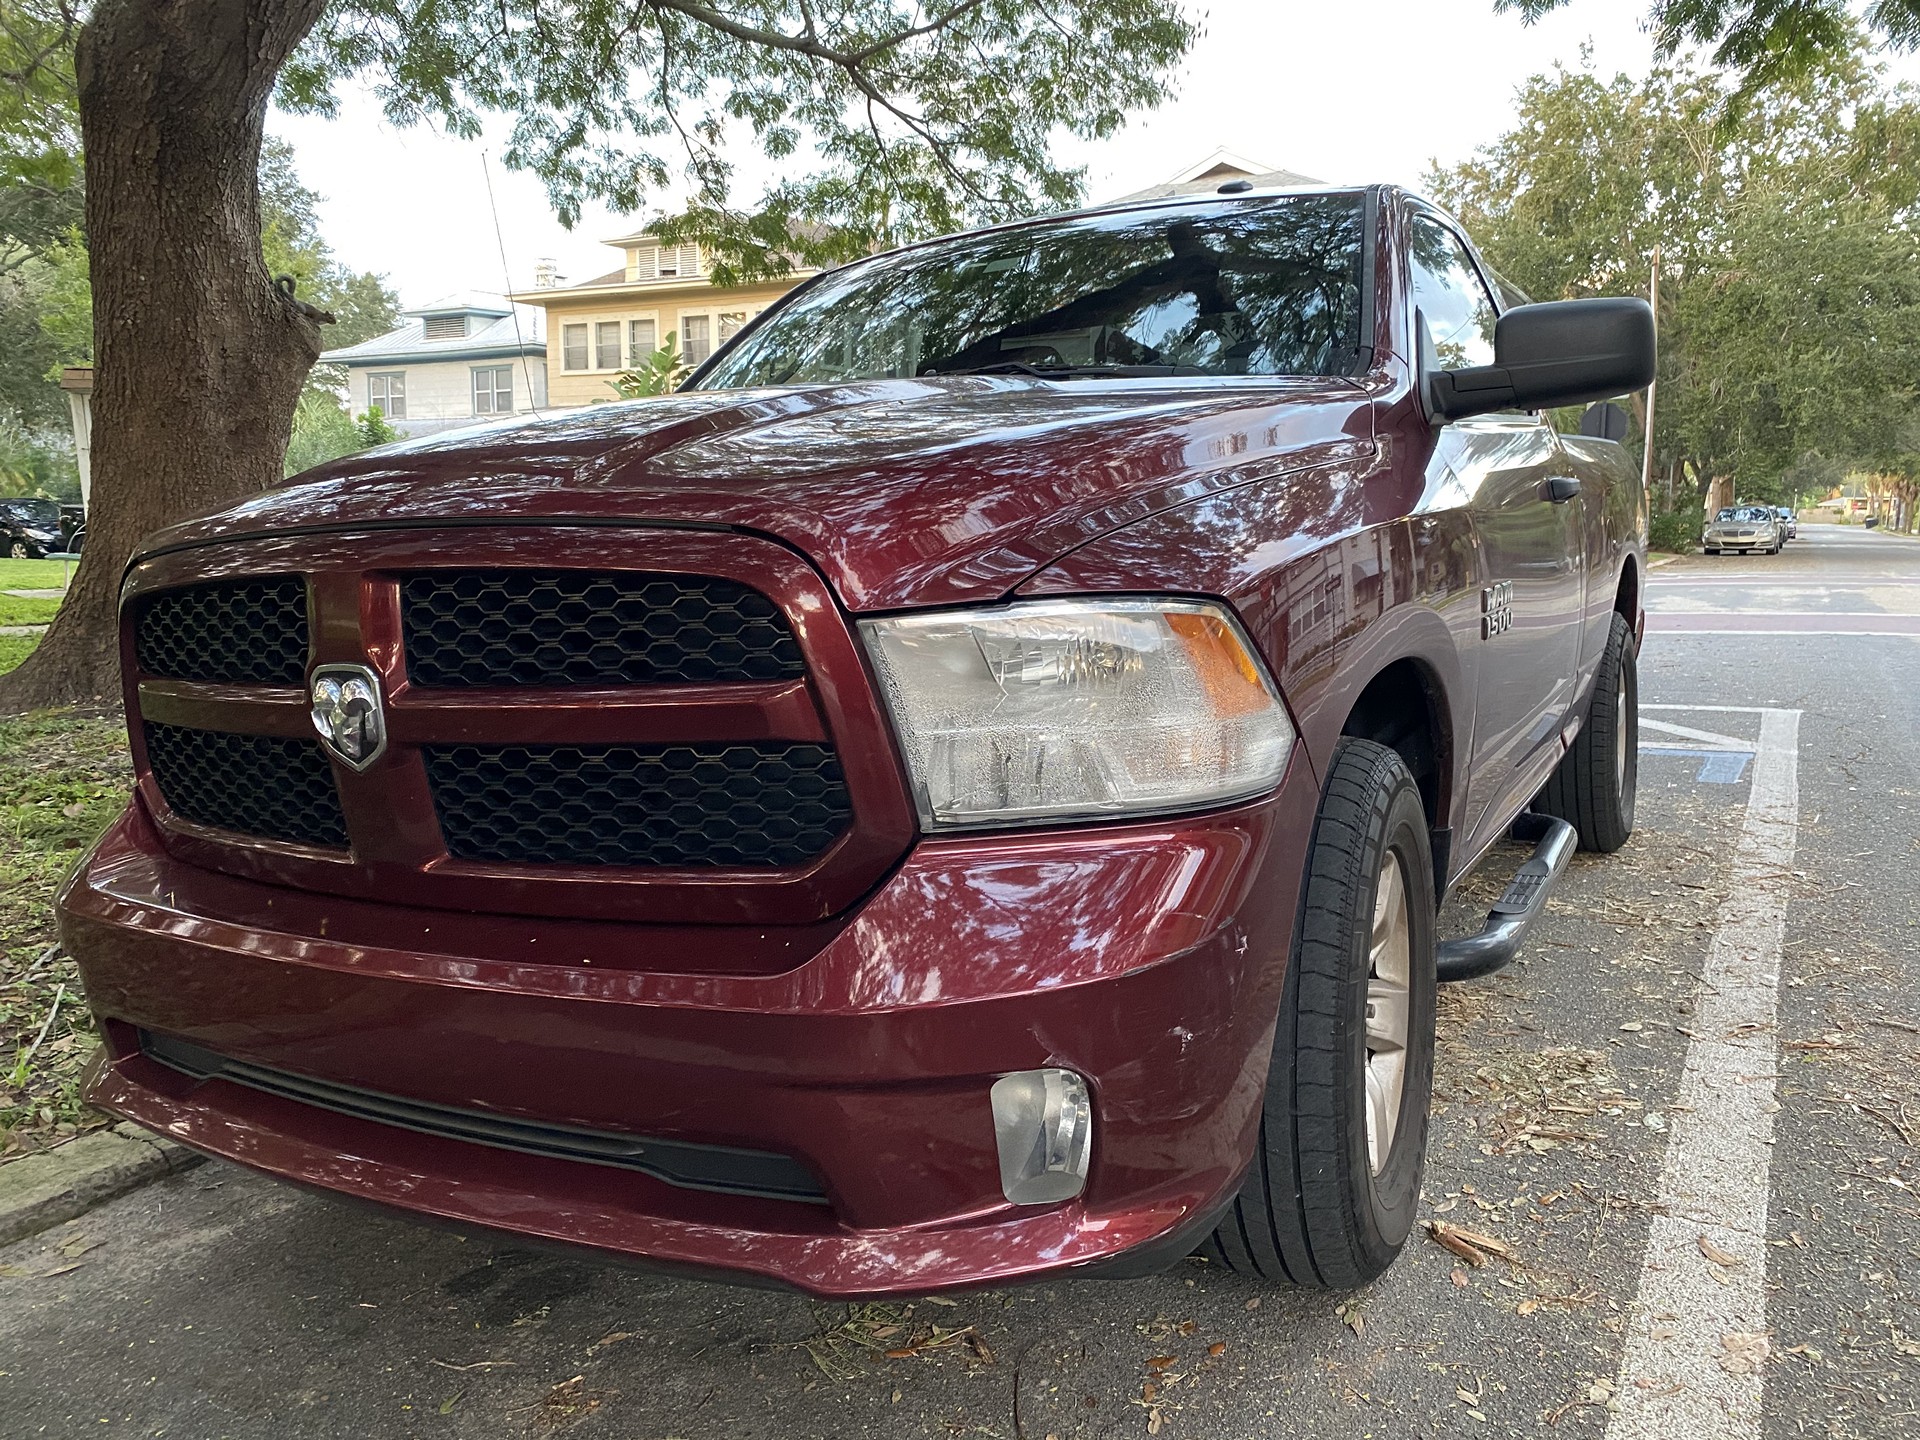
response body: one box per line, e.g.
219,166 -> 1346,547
1201,739 -> 1436,1288
1538,611 -> 1637,852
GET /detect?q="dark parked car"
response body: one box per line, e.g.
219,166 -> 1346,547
60,503 -> 86,553
1,497 -> 63,558
62,185 -> 1653,1295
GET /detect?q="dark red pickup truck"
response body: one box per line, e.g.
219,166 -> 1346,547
61,184 -> 1652,1295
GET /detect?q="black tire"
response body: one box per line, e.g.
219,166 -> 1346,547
1705,547 -> 1720,555
1200,739 -> 1437,1289
1538,611 -> 1638,852
6,540 -> 29,560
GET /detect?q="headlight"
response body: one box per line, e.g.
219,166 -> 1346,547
858,598 -> 1295,829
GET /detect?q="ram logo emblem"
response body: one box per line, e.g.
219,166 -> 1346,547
1481,581 -> 1514,640
310,663 -> 388,771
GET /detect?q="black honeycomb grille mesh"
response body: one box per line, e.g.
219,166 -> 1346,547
401,571 -> 805,687
424,743 -> 851,867
143,723 -> 348,848
134,577 -> 310,685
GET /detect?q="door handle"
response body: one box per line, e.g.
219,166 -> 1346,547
1545,476 -> 1581,503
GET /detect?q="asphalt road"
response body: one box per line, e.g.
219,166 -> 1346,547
4,522 -> 1916,1439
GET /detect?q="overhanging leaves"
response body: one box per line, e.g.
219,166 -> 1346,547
282,0 -> 1196,279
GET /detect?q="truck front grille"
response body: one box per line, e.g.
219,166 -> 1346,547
143,723 -> 348,848
400,570 -> 805,687
424,742 -> 851,867
124,530 -> 910,930
134,577 -> 309,685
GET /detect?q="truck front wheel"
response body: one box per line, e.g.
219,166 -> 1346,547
1538,612 -> 1638,852
1201,739 -> 1436,1288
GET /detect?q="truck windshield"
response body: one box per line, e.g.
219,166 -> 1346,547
700,193 -> 1368,389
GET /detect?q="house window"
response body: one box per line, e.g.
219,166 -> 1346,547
562,324 -> 589,370
682,314 -> 711,366
595,321 -> 622,370
628,318 -> 657,364
472,366 -> 514,415
718,311 -> 747,346
367,372 -> 406,419
423,314 -> 469,341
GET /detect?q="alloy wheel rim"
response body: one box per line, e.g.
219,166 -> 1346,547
1615,668 -> 1631,794
1364,850 -> 1412,1177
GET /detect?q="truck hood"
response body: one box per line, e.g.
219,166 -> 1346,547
143,377 -> 1373,610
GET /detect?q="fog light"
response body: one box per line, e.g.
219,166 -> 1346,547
990,1068 -> 1093,1204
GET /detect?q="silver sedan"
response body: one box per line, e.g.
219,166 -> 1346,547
1703,506 -> 1783,555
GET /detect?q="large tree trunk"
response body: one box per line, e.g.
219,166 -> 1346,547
0,0 -> 327,712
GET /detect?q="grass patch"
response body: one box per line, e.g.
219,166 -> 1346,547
0,632 -> 39,675
0,557 -> 72,591
0,593 -> 60,628
1,709 -> 131,1162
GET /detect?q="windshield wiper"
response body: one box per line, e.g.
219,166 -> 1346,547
927,360 -> 1211,379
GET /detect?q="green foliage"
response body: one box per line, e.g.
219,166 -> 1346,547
355,406 -> 402,447
0,710 -> 129,1156
1429,43 -> 1920,495
257,138 -> 401,341
1497,0 -> 1920,97
284,387 -> 361,476
283,390 -> 401,477
283,389 -> 408,478
609,335 -> 690,398
1649,506 -> 1702,553
0,0 -> 81,262
281,1 -> 1197,278
0,415 -> 77,500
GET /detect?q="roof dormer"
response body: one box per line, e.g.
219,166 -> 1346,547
408,293 -> 514,343
624,239 -> 705,283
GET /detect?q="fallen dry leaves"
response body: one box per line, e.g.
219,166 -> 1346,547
1719,1331 -> 1772,1376
1697,1233 -> 1746,1269
1425,1219 -> 1518,1267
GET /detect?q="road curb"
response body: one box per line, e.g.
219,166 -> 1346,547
0,1123 -> 204,1247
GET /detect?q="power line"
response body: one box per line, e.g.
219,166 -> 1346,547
481,151 -> 545,418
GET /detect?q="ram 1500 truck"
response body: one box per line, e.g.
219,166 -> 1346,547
61,184 -> 1653,1295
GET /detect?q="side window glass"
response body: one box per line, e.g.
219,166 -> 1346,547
1408,216 -> 1497,371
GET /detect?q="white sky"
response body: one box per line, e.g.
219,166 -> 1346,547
265,0 -> 1912,309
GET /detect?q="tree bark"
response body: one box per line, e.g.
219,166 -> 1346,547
0,0 -> 328,713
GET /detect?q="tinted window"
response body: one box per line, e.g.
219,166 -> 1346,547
702,194 -> 1368,387
1408,215 -> 1497,370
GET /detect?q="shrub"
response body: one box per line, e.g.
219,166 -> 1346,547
1649,506 -> 1700,554
609,335 -> 690,398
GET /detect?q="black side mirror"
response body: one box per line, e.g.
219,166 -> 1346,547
1425,297 -> 1655,424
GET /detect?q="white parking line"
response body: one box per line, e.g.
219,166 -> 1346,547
1640,717 -> 1754,750
1605,707 -> 1800,1440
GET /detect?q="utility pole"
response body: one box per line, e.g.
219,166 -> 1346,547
1640,246 -> 1659,509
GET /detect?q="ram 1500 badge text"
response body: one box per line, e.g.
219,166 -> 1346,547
63,185 -> 1653,1295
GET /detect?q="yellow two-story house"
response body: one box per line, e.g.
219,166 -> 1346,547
514,233 -> 815,409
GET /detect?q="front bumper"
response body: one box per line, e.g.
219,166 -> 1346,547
61,774 -> 1314,1297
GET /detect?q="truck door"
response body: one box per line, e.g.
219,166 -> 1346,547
1408,216 -> 1586,851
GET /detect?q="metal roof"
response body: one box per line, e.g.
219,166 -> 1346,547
319,300 -> 546,365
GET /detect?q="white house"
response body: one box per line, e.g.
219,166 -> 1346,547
320,293 -> 549,437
